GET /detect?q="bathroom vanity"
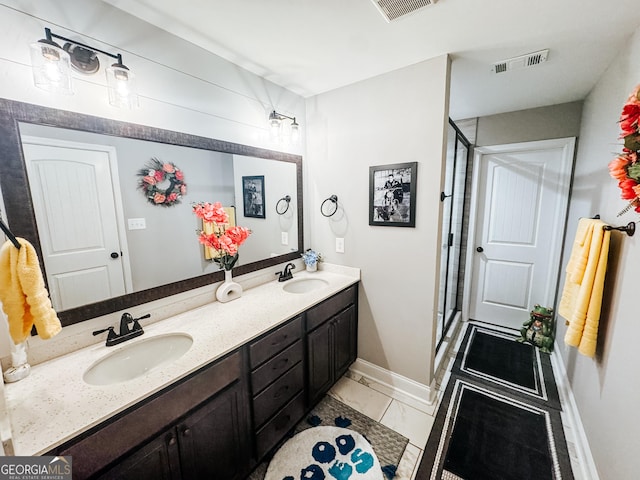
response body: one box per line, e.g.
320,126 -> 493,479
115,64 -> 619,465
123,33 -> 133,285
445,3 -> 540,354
4,267 -> 359,480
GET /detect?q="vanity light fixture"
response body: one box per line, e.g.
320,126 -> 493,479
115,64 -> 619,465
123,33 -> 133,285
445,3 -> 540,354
269,110 -> 300,145
30,27 -> 138,108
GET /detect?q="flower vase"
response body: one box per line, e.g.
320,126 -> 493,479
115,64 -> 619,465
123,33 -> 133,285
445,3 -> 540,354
306,262 -> 317,272
216,269 -> 243,303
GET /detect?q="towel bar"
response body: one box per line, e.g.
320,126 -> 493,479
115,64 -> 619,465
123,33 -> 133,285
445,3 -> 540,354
0,217 -> 20,249
592,214 -> 636,237
603,222 -> 636,237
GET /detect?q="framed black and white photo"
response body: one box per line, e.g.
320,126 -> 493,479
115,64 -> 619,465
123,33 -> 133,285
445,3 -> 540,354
242,175 -> 265,218
369,162 -> 417,227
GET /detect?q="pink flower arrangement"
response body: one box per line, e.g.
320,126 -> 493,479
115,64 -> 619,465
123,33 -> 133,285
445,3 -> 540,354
609,84 -> 640,214
193,201 -> 251,270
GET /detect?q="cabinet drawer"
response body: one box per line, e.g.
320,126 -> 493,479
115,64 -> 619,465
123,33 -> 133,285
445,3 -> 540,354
306,285 -> 356,332
251,340 -> 302,394
253,361 -> 304,428
255,391 -> 305,459
250,316 -> 302,369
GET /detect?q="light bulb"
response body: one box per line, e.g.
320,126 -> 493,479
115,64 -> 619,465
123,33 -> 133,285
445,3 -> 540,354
270,118 -> 281,140
106,64 -> 138,109
290,120 -> 300,145
30,40 -> 73,94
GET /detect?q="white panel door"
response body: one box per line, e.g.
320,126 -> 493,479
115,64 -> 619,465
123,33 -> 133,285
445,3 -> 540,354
22,140 -> 128,311
469,138 -> 574,329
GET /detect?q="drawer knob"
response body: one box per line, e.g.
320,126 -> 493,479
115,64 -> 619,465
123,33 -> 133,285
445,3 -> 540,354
271,334 -> 288,346
167,435 -> 176,446
182,427 -> 191,437
274,385 -> 290,398
272,358 -> 289,370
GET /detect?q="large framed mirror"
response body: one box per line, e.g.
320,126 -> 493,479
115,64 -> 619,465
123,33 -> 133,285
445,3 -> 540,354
0,98 -> 303,327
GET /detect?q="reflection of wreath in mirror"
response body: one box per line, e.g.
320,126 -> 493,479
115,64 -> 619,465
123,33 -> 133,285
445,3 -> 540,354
137,158 -> 187,207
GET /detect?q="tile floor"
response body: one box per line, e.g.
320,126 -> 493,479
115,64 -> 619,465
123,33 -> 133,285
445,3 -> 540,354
326,322 -> 461,480
327,320 -> 585,480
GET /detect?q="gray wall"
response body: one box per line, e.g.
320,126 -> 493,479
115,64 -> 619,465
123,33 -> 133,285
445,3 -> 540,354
558,26 -> 640,480
475,101 -> 583,146
233,155 -> 299,261
306,55 -> 451,389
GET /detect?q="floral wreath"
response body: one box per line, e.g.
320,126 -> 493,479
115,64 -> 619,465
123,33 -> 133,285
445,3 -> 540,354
137,158 -> 187,207
608,83 -> 640,214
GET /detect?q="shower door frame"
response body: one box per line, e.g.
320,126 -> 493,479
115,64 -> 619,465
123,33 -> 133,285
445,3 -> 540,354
436,119 -> 471,352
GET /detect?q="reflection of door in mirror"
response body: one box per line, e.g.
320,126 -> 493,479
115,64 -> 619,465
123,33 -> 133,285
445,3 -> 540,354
22,137 -> 131,311
1,100 -> 302,326
16,121 -> 299,314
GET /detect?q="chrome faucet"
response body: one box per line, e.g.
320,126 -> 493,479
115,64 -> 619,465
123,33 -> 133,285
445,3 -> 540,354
276,263 -> 296,282
93,313 -> 150,347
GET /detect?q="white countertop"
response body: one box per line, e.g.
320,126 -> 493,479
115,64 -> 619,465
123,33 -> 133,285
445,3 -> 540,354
3,267 -> 360,456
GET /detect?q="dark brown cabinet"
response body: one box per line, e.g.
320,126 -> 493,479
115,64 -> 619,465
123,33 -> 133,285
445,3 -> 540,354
306,286 -> 358,405
97,382 -> 249,480
248,315 -> 305,459
98,431 -> 179,480
52,351 -> 251,480
177,380 -> 249,480
51,283 -> 358,480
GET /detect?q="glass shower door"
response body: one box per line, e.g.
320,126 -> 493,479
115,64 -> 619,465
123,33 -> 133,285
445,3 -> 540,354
436,120 -> 470,350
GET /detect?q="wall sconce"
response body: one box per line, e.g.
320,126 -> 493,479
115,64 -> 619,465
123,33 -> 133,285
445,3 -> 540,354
30,27 -> 138,108
269,110 -> 300,144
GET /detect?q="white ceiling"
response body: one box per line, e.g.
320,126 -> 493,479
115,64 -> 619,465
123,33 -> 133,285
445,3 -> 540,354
104,0 -> 640,120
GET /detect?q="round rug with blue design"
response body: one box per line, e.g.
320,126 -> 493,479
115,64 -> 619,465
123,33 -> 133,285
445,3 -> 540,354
265,426 -> 383,480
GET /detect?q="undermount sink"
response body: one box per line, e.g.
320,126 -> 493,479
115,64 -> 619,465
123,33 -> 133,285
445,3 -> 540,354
83,333 -> 193,386
282,277 -> 330,294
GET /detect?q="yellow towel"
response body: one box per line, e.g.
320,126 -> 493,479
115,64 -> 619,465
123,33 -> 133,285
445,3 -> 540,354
0,238 -> 61,344
558,218 -> 610,357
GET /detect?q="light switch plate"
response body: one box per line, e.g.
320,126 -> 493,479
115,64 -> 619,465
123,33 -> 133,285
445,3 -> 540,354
128,218 -> 146,230
281,232 -> 289,245
336,237 -> 345,253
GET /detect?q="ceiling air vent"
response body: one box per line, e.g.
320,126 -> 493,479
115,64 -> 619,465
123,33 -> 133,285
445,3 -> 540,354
370,0 -> 438,22
491,49 -> 549,74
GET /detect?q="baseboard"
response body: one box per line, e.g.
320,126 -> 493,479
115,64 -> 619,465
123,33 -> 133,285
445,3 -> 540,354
349,358 -> 436,411
550,346 -> 601,480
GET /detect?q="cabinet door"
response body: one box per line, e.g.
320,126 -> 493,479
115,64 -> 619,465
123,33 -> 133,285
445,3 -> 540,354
307,321 -> 333,405
97,430 -> 181,480
333,305 -> 357,379
178,381 -> 250,480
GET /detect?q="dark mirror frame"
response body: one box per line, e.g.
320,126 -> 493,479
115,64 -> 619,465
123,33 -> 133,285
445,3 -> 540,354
0,98 -> 303,327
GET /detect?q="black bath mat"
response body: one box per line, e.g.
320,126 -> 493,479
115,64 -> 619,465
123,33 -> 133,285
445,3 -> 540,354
452,323 -> 561,409
415,376 -> 574,480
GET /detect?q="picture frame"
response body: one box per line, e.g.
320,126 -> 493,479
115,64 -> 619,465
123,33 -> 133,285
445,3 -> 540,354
369,162 -> 417,227
242,175 -> 266,218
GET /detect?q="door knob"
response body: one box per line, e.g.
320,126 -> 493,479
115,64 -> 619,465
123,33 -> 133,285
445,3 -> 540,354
476,246 -> 484,253
110,252 -> 119,259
